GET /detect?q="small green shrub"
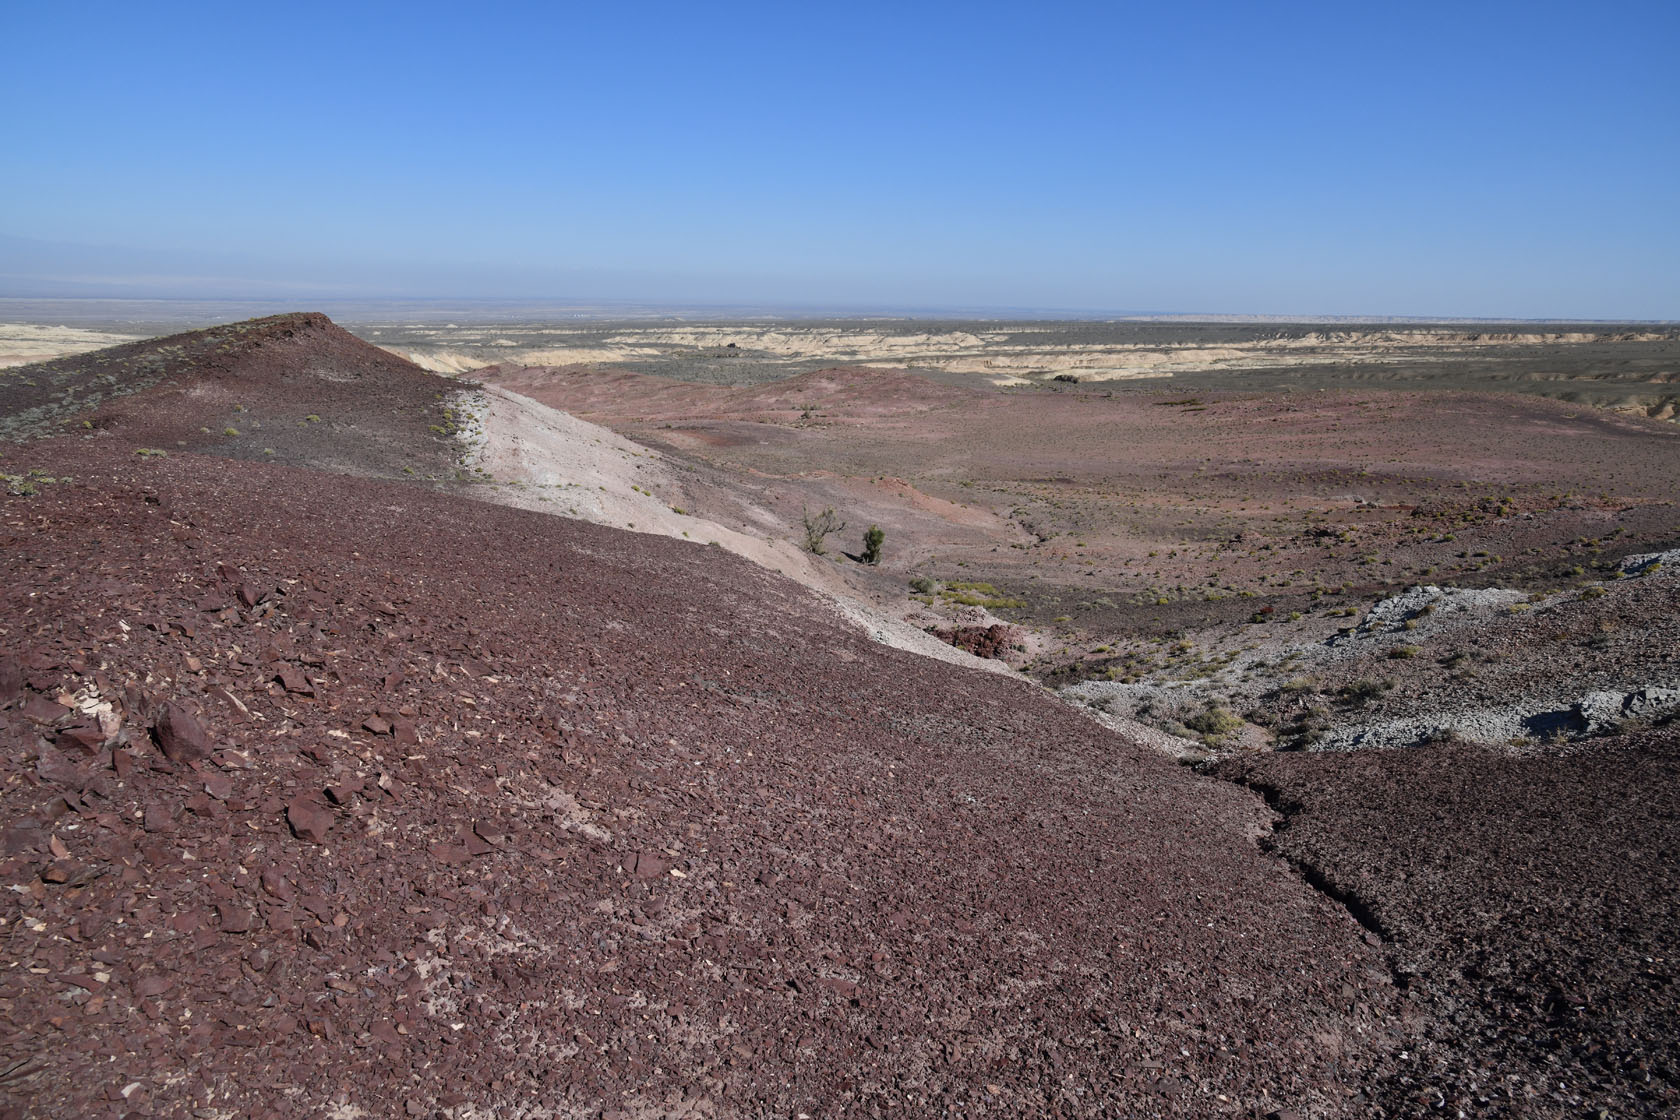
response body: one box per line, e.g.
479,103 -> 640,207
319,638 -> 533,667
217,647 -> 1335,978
1389,644 -> 1420,659
1,471 -> 47,496
801,506 -> 846,554
938,581 -> 1026,609
1338,678 -> 1392,705
1182,703 -> 1244,744
861,525 -> 885,565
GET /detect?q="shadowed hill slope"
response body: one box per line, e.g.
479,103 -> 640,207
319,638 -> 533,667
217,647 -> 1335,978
0,437 -> 1395,1118
1217,739 -> 1680,1117
0,312 -> 463,478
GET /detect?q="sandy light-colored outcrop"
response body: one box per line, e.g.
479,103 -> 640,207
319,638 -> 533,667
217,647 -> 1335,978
375,322 -> 1680,388
0,321 -> 142,367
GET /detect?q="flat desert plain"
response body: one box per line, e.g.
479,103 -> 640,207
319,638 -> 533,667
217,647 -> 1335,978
456,322 -> 1680,668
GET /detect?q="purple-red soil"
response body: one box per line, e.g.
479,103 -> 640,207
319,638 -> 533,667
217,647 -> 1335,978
3,441 -> 1393,1118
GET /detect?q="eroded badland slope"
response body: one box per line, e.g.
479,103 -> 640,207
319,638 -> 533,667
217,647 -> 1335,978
2,317 -> 1676,1119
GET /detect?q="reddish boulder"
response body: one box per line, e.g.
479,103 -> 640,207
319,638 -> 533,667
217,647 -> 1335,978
926,623 -> 1018,660
275,666 -> 314,696
20,695 -> 70,725
260,868 -> 294,901
153,702 -> 213,763
133,974 -> 172,998
285,796 -> 334,844
217,903 -> 254,934
56,725 -> 105,753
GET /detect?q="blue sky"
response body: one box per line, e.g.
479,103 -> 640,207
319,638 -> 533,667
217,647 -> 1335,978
3,0 -> 1676,317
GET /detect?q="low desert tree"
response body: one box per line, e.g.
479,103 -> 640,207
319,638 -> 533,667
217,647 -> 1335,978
802,506 -> 847,554
861,524 -> 885,565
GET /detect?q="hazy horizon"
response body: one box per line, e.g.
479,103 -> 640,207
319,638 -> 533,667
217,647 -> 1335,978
6,288 -> 1676,331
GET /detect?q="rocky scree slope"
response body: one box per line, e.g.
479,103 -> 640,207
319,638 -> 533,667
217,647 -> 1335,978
0,313 -> 463,480
1067,561 -> 1680,758
1216,736 -> 1680,1118
0,438 -> 1398,1118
